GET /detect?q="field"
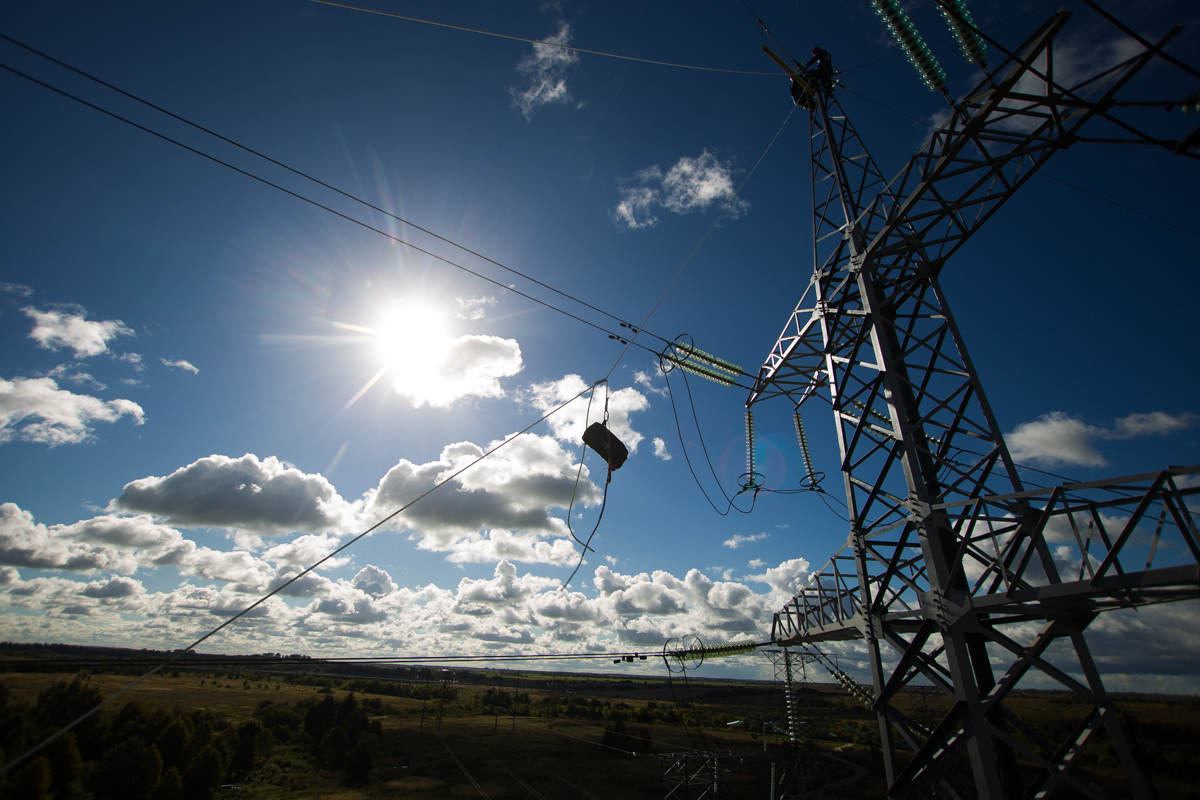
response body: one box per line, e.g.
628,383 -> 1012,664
1,666 -> 1197,799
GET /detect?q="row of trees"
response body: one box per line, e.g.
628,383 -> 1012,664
0,677 -> 397,800
337,678 -> 456,701
530,696 -> 710,727
0,675 -> 287,800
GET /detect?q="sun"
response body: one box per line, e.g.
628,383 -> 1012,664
374,304 -> 451,372
372,307 -> 451,381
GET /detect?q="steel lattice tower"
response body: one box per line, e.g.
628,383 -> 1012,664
763,648 -> 831,799
748,11 -> 1200,800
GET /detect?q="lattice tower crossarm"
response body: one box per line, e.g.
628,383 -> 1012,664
747,10 -> 1198,800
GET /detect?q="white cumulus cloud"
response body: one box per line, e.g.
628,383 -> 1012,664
528,374 -> 647,454
392,334 -> 523,408
614,151 -> 748,230
652,437 -> 672,461
365,433 -> 602,564
0,376 -> 144,446
112,453 -> 360,536
723,532 -> 769,549
455,295 -> 497,321
23,305 -> 133,358
261,533 -> 347,568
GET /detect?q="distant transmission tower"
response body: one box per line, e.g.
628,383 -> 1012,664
750,4 -> 1200,799
763,647 -> 831,799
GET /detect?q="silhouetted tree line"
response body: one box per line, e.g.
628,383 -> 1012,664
0,674 -> 283,800
477,687 -> 530,713
531,696 -> 720,727
336,678 -> 456,701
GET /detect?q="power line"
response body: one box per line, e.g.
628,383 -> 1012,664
0,31 -> 789,773
603,102 -> 798,383
0,61 -> 673,360
0,651 -> 664,669
0,380 -> 594,777
0,32 -> 677,346
1035,171 -> 1200,239
660,361 -> 755,517
307,0 -> 778,76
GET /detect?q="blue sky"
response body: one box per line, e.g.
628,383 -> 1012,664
2,0 -> 1198,690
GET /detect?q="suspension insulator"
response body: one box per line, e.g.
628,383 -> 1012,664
848,398 -> 890,427
673,341 -> 742,376
870,0 -> 947,92
793,412 -> 815,478
745,410 -> 756,476
704,641 -> 759,659
937,0 -> 987,65
850,398 -> 947,449
662,354 -> 736,386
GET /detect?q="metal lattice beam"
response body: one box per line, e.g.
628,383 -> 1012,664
750,9 -> 1198,800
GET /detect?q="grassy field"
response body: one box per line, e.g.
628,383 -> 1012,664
2,669 -> 1197,799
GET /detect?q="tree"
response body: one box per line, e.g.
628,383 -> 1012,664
92,738 -> 162,800
304,694 -> 337,743
155,718 -> 192,771
149,767 -> 182,800
257,726 -> 274,759
182,744 -> 224,800
111,700 -> 150,744
5,756 -> 52,800
343,739 -> 373,781
318,727 -> 349,769
633,726 -> 653,754
228,734 -> 256,776
33,675 -> 103,742
46,731 -> 83,797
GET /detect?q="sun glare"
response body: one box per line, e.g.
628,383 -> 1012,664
375,305 -> 451,372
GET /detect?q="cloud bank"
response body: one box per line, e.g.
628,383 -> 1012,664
1006,410 -> 1195,467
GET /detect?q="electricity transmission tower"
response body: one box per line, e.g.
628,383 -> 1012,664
748,7 -> 1200,799
763,647 -> 831,800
